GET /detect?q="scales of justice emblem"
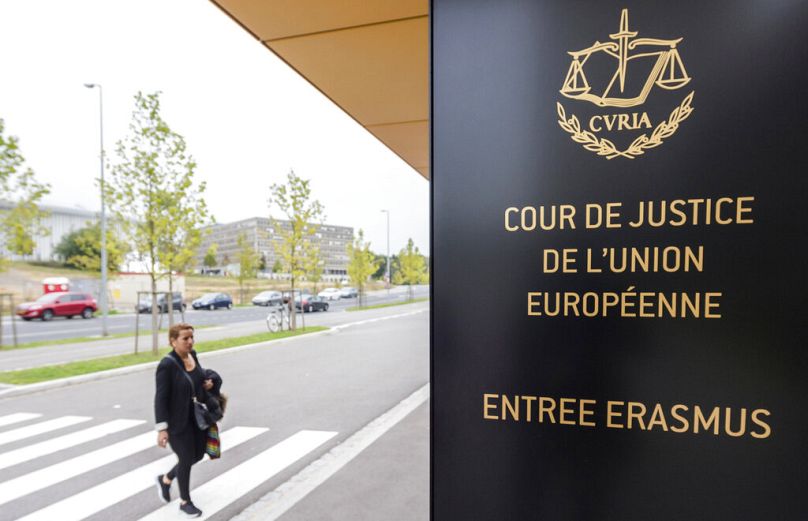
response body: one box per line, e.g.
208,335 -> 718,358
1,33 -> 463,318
556,9 -> 695,159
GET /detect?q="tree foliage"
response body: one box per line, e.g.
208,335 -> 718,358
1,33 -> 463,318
236,232 -> 258,304
269,169 -> 324,329
0,118 -> 50,265
106,92 -> 207,352
346,229 -> 379,307
203,243 -> 218,268
393,238 -> 428,299
55,222 -> 127,271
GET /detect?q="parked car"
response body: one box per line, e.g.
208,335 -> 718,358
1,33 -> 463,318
308,296 -> 330,312
192,292 -> 233,310
339,287 -> 358,299
136,292 -> 186,314
317,287 -> 342,301
281,290 -> 305,304
17,292 -> 97,321
252,290 -> 283,306
295,291 -> 314,313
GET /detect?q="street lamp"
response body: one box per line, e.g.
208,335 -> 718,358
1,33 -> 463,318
84,83 -> 108,336
380,209 -> 390,291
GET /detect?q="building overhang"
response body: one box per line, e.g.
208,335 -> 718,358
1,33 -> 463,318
210,0 -> 429,180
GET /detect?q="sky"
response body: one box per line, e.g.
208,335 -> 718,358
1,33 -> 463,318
0,0 -> 429,255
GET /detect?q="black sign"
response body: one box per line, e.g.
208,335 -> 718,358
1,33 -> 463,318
431,1 -> 808,519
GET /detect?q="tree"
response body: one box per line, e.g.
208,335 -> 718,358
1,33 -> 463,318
0,118 -> 50,267
272,259 -> 283,274
106,91 -> 203,354
372,252 -> 399,281
269,170 -> 324,330
393,238 -> 428,300
346,229 -> 379,307
305,250 -> 324,294
203,243 -> 218,270
55,222 -> 127,272
258,252 -> 267,272
159,161 -> 211,328
236,232 -> 258,304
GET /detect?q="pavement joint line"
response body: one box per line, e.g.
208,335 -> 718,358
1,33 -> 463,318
230,382 -> 430,521
0,306 -> 429,400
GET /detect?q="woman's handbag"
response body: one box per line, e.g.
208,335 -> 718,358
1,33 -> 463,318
167,356 -> 213,430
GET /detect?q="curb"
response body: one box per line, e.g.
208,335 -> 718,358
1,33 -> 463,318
0,307 -> 428,400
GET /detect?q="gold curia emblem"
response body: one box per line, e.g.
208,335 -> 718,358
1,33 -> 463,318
557,9 -> 694,159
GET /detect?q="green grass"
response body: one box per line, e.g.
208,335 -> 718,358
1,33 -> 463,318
1,331 -> 143,351
0,326 -> 326,385
346,296 -> 429,312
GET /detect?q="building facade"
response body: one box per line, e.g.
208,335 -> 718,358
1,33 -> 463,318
0,201 -> 98,261
197,217 -> 353,281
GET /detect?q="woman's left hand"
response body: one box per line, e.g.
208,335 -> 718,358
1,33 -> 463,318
203,378 -> 213,391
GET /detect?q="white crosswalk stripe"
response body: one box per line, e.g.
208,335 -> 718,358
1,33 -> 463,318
0,412 -> 339,521
0,413 -> 41,428
17,426 -> 268,521
0,415 -> 90,445
139,430 -> 337,521
0,430 -> 154,506
0,418 -> 145,471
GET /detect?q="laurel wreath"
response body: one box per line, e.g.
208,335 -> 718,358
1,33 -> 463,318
556,92 -> 694,159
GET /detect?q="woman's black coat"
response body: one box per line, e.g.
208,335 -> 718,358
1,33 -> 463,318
154,349 -> 203,434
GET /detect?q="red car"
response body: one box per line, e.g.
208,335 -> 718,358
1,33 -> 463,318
17,292 -> 97,321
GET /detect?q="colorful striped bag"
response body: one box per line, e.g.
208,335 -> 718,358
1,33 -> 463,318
206,423 -> 221,459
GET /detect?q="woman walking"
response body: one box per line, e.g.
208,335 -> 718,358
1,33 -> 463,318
154,323 -> 212,518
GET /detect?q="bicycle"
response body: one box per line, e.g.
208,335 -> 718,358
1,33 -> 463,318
266,304 -> 290,333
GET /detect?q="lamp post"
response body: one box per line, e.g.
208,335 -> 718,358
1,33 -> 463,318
381,209 -> 390,291
84,83 -> 108,336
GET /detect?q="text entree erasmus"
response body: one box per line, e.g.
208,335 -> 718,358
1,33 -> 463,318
483,393 -> 771,439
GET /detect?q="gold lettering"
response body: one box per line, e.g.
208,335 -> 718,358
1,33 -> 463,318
670,404 -> 690,433
646,403 -> 669,431
627,401 -> 647,430
694,406 -> 720,435
538,397 -> 557,424
580,399 -> 597,427
607,401 -> 624,429
483,393 -> 499,420
559,398 -> 575,425
504,207 -> 519,231
501,395 -> 519,421
527,292 -> 542,316
750,409 -> 771,439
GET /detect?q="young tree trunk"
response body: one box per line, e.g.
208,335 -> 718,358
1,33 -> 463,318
167,273 -> 174,329
150,276 -> 159,355
289,277 -> 303,331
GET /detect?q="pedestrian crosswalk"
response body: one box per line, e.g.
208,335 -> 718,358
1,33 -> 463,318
0,412 -> 337,521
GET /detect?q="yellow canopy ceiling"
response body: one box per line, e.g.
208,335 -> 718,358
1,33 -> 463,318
210,0 -> 429,180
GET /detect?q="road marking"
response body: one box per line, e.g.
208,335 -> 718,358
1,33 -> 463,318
139,430 -> 337,521
332,308 -> 427,331
0,418 -> 145,471
233,383 -> 429,521
0,429 -> 154,506
0,412 -> 41,428
0,415 -> 91,445
17,426 -> 268,521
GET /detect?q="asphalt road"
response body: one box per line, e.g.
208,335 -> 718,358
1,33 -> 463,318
0,296 -> 429,372
0,308 -> 429,521
0,286 -> 428,345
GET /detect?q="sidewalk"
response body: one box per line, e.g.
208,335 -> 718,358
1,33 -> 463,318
234,399 -> 430,521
